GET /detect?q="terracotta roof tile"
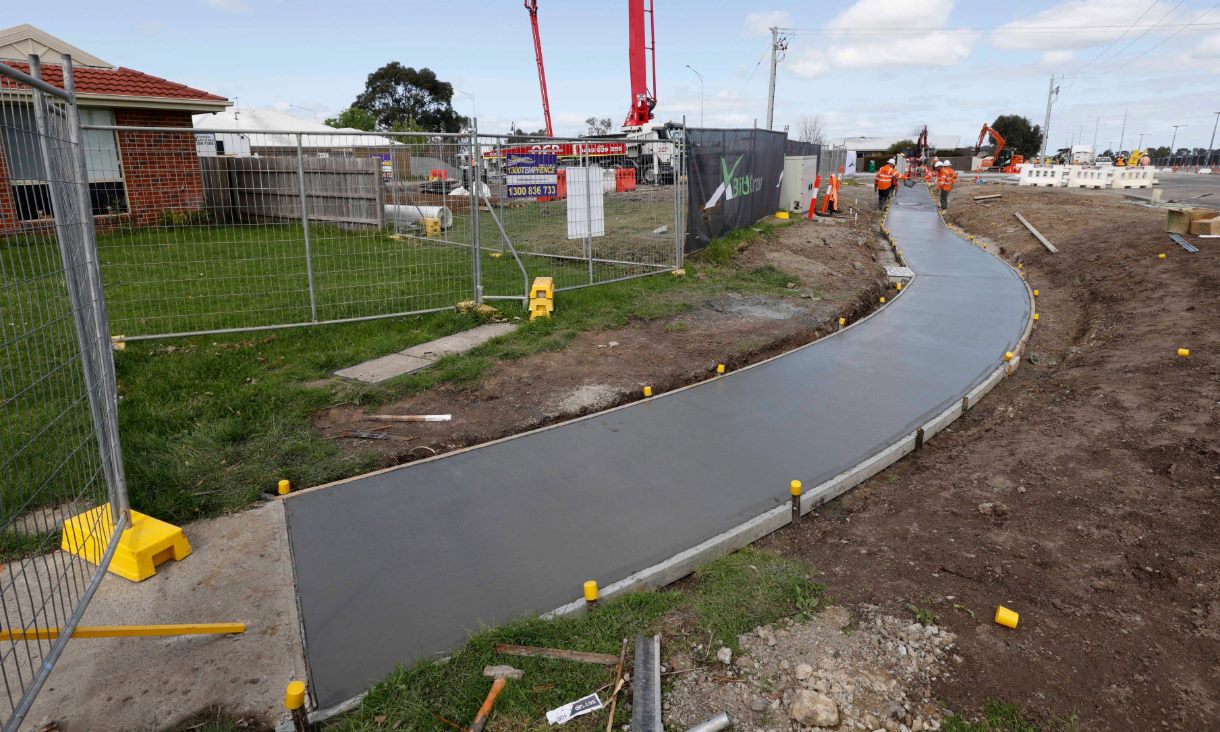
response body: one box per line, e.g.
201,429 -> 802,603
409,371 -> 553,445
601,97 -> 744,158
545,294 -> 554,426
3,61 -> 227,102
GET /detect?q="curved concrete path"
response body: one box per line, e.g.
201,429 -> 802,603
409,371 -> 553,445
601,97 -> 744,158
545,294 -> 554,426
284,185 -> 1032,707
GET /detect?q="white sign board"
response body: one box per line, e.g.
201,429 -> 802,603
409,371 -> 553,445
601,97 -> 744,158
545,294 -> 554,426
566,166 -> 605,240
194,132 -> 217,157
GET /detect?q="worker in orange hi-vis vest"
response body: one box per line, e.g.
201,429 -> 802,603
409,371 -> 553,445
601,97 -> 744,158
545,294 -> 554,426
936,161 -> 958,210
874,158 -> 897,209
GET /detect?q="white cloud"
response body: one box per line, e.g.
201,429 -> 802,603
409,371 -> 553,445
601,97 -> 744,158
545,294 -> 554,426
1041,50 -> 1075,65
205,0 -> 250,13
745,10 -> 792,37
786,0 -> 976,78
992,0 -> 1170,52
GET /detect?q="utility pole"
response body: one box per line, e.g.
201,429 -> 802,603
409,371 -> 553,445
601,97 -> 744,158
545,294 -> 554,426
1040,75 -> 1060,159
1137,132 -> 1148,151
766,27 -> 788,130
1118,108 -> 1127,152
1091,116 -> 1100,151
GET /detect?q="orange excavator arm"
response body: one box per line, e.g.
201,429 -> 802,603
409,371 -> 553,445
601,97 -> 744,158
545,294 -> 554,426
976,123 -> 1005,162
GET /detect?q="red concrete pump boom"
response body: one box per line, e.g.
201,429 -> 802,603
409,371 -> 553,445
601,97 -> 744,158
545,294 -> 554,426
624,0 -> 657,127
523,0 -> 554,137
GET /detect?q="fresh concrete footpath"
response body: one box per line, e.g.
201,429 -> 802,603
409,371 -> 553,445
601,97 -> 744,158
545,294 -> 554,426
284,185 -> 1032,709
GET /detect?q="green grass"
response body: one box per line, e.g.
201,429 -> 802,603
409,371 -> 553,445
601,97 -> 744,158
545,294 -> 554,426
2,215 -> 799,527
690,547 -> 824,651
943,702 -> 1079,732
332,550 -> 818,732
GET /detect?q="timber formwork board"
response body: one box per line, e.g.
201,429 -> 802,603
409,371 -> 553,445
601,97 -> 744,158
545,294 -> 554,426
284,185 -> 1032,707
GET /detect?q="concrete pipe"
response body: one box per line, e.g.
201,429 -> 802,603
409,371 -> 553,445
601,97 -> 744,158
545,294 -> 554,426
384,204 -> 453,230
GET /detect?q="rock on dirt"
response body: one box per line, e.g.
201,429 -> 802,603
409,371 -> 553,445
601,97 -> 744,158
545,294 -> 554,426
665,606 -> 955,731
790,689 -> 839,727
547,384 -> 624,417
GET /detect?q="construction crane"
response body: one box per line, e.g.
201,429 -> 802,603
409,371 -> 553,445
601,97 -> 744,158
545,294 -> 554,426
523,0 -> 554,137
623,0 -> 657,128
974,122 -> 1024,173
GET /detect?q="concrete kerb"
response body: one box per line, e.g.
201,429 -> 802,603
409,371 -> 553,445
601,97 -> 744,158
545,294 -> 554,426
282,197 -> 1032,727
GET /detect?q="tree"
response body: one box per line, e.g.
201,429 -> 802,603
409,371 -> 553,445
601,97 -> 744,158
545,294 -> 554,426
351,63 -> 468,133
797,115 -> 826,145
990,115 -> 1043,157
323,107 -> 377,131
1148,146 -> 1170,159
886,139 -> 916,155
585,117 -> 613,136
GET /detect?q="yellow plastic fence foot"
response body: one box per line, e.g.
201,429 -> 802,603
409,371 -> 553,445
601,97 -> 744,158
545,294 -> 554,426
61,504 -> 192,582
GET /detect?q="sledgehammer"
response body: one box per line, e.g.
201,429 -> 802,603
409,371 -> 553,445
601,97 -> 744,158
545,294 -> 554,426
470,665 -> 524,732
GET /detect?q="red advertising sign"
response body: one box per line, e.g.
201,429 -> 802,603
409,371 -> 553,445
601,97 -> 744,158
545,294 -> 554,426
484,141 -> 627,159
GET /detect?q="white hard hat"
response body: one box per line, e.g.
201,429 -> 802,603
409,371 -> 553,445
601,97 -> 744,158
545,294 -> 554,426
934,161 -> 944,167
943,161 -> 952,168
887,158 -> 896,164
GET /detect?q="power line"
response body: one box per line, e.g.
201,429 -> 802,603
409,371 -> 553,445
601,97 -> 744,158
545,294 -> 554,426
1072,1 -> 1159,75
774,21 -> 1219,34
1083,0 -> 1185,75
1091,1 -> 1220,75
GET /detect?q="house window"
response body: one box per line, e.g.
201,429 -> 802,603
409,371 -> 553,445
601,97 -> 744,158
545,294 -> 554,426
0,104 -> 128,220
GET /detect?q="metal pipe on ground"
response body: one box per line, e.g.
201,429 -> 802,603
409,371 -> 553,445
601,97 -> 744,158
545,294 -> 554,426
384,204 -> 454,230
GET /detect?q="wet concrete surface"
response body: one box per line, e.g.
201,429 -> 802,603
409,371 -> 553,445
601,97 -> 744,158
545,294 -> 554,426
284,185 -> 1031,707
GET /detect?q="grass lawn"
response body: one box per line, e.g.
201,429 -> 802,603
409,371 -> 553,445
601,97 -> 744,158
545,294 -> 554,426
329,548 -> 823,732
2,216 -> 798,526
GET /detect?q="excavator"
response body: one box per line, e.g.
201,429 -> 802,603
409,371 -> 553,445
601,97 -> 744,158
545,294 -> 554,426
973,123 -> 1024,173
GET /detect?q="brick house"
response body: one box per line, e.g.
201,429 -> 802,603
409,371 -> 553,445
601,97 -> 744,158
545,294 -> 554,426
0,24 -> 230,232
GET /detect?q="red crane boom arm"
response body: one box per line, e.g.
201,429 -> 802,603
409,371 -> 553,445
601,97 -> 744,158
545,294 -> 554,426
623,0 -> 657,127
524,0 -> 554,137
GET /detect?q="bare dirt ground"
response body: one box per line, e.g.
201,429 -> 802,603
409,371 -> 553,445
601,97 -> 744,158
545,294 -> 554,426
750,182 -> 1220,730
314,209 -> 892,464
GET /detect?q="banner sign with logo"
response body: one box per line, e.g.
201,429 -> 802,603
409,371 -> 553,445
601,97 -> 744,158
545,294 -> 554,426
505,153 -> 558,198
485,141 -> 627,160
685,128 -> 787,254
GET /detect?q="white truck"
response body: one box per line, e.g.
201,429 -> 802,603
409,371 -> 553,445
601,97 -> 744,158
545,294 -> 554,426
1070,145 -> 1094,165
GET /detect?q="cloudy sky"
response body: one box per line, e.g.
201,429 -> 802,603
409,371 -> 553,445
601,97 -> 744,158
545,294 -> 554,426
18,0 -> 1220,151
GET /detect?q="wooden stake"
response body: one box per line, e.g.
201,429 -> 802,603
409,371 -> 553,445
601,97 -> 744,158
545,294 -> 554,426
605,638 -> 629,732
494,643 -> 620,665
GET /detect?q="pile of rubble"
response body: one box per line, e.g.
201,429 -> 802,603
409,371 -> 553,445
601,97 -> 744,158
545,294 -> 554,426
664,606 -> 958,731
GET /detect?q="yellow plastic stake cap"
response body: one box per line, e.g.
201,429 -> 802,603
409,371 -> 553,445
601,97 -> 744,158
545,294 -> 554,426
716,363 -> 726,374
285,680 -> 306,710
1033,289 -> 1040,297
896,282 -> 903,291
1177,347 -> 1190,358
1158,253 -> 1167,259
1004,351 -> 1014,362
583,580 -> 599,603
838,317 -> 846,326
1033,313 -> 1040,321
789,480 -> 803,496
880,296 -> 886,303
994,605 -> 1019,629
277,479 -> 291,496
643,386 -> 653,397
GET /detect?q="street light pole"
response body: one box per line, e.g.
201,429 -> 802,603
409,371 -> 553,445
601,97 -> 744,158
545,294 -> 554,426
1137,132 -> 1147,153
1170,124 -> 1186,164
685,64 -> 704,128
1091,115 -> 1100,152
1209,112 -> 1219,166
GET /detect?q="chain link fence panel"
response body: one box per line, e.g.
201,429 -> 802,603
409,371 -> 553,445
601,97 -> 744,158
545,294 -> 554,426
1,57 -> 130,732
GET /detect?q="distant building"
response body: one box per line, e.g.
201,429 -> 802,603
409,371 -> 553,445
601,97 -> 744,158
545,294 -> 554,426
0,24 -> 230,230
828,135 -> 962,153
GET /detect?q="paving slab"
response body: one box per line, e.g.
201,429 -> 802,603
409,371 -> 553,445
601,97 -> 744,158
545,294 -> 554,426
20,502 -> 305,731
334,323 -> 517,383
284,186 -> 1031,707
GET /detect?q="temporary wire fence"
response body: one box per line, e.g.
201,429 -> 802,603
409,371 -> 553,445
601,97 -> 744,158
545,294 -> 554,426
65,123 -> 685,341
0,57 -> 131,731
